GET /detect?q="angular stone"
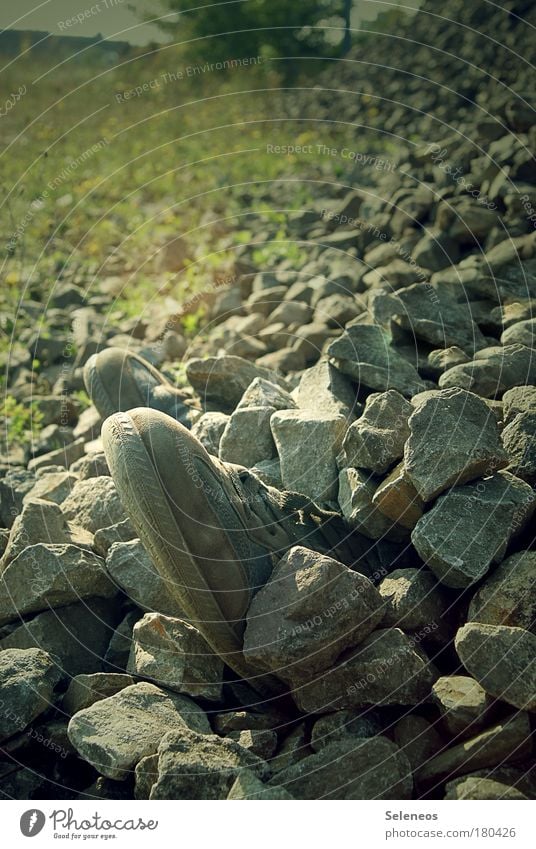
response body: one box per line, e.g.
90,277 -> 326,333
270,724 -> 311,775
68,682 -> 210,780
190,412 -> 229,456
69,451 -> 110,480
185,356 -> 286,409
27,438 -> 85,472
226,729 -> 278,760
219,406 -> 277,466
228,771 -> 293,800
338,468 -> 407,540
378,568 -> 449,634
134,753 -> 159,800
292,628 -> 437,713
237,377 -> 296,411
271,410 -> 346,501
310,710 -> 382,753
501,411 -> 536,483
93,518 -> 136,557
0,543 -> 116,626
392,283 -> 487,352
106,539 -> 186,618
104,610 -> 141,672
342,390 -> 412,473
23,472 -> 77,506
250,457 -> 282,489
372,462 -> 424,529
293,360 -> 361,420
61,476 -> 126,533
256,347 -> 306,374
0,599 -> 118,679
127,612 -> 223,701
1,498 -> 92,567
455,623 -> 536,712
444,775 -> 528,800
270,736 -> 413,800
0,469 -> 36,527
411,472 -> 535,588
432,675 -> 495,737
428,346 -> 471,374
404,388 -> 508,502
314,293 -> 363,328
502,385 -> 536,424
501,318 -> 535,347
150,729 -> 269,799
328,324 -> 426,397
62,673 -> 135,714
439,344 -> 536,398
416,712 -> 532,787
243,546 -> 383,683
0,648 -> 61,742
212,709 -> 284,735
468,550 -> 536,632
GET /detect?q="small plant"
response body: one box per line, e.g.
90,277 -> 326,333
1,396 -> 44,446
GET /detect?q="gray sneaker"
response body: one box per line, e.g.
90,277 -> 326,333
102,407 -> 382,695
84,347 -> 195,426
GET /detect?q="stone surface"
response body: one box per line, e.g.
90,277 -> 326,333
416,712 -> 532,787
439,344 -> 536,398
1,498 -> 92,567
61,476 -> 126,533
392,282 -> 487,351
372,462 -> 424,529
378,568 -> 449,634
328,324 -> 426,397
291,628 -> 437,713
455,623 -> 536,712
226,729 -> 278,760
219,406 -> 277,466
185,356 -> 285,409
444,775 -> 528,800
342,390 -> 412,474
243,546 -> 384,683
67,682 -> 210,779
502,385 -> 536,424
0,599 -> 118,679
432,675 -> 495,737
411,472 -> 535,588
127,612 -> 223,701
293,360 -> 360,419
106,539 -> 186,617
270,736 -> 413,799
236,377 -> 296,411
271,410 -> 346,501
190,412 -> 229,456
393,716 -> 443,772
69,451 -> 110,480
62,673 -> 135,715
0,648 -> 61,742
310,710 -> 382,752
468,550 -> 536,632
501,411 -> 536,483
338,467 -> 407,540
0,543 -> 116,625
227,771 -> 293,800
22,472 -> 77,506
150,728 -> 269,799
404,388 -> 508,502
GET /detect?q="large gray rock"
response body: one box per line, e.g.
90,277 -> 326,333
271,410 -> 346,501
432,675 -> 495,738
236,377 -> 296,411
0,543 -> 116,625
291,628 -> 437,713
393,716 -> 443,773
338,467 -> 407,540
243,546 -> 384,684
22,471 -> 78,506
416,712 -> 532,787
68,682 -> 210,779
404,388 -> 508,502
501,411 -> 536,483
185,356 -> 285,409
61,476 -> 126,533
444,775 -> 528,800
190,412 -> 229,456
502,385 -> 536,424
328,324 -> 426,397
219,406 -> 277,467
127,613 -> 223,701
292,360 -> 360,420
1,498 -> 92,567
0,648 -> 61,741
455,623 -> 536,712
310,710 -> 383,753
411,472 -> 535,588
372,462 -> 424,529
342,390 -> 412,473
150,729 -> 269,799
270,736 -> 413,799
439,344 -> 536,398
228,771 -> 294,800
105,539 -> 186,618
0,599 -> 118,679
0,469 -> 36,527
62,673 -> 135,714
468,550 -> 536,632
378,568 -> 450,635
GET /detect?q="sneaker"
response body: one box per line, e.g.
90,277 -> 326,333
102,407 -> 382,695
84,347 -> 195,426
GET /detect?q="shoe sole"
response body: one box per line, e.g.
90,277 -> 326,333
84,354 -> 128,419
102,410 -> 283,700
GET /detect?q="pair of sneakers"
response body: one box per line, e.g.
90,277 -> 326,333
85,348 -> 386,695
